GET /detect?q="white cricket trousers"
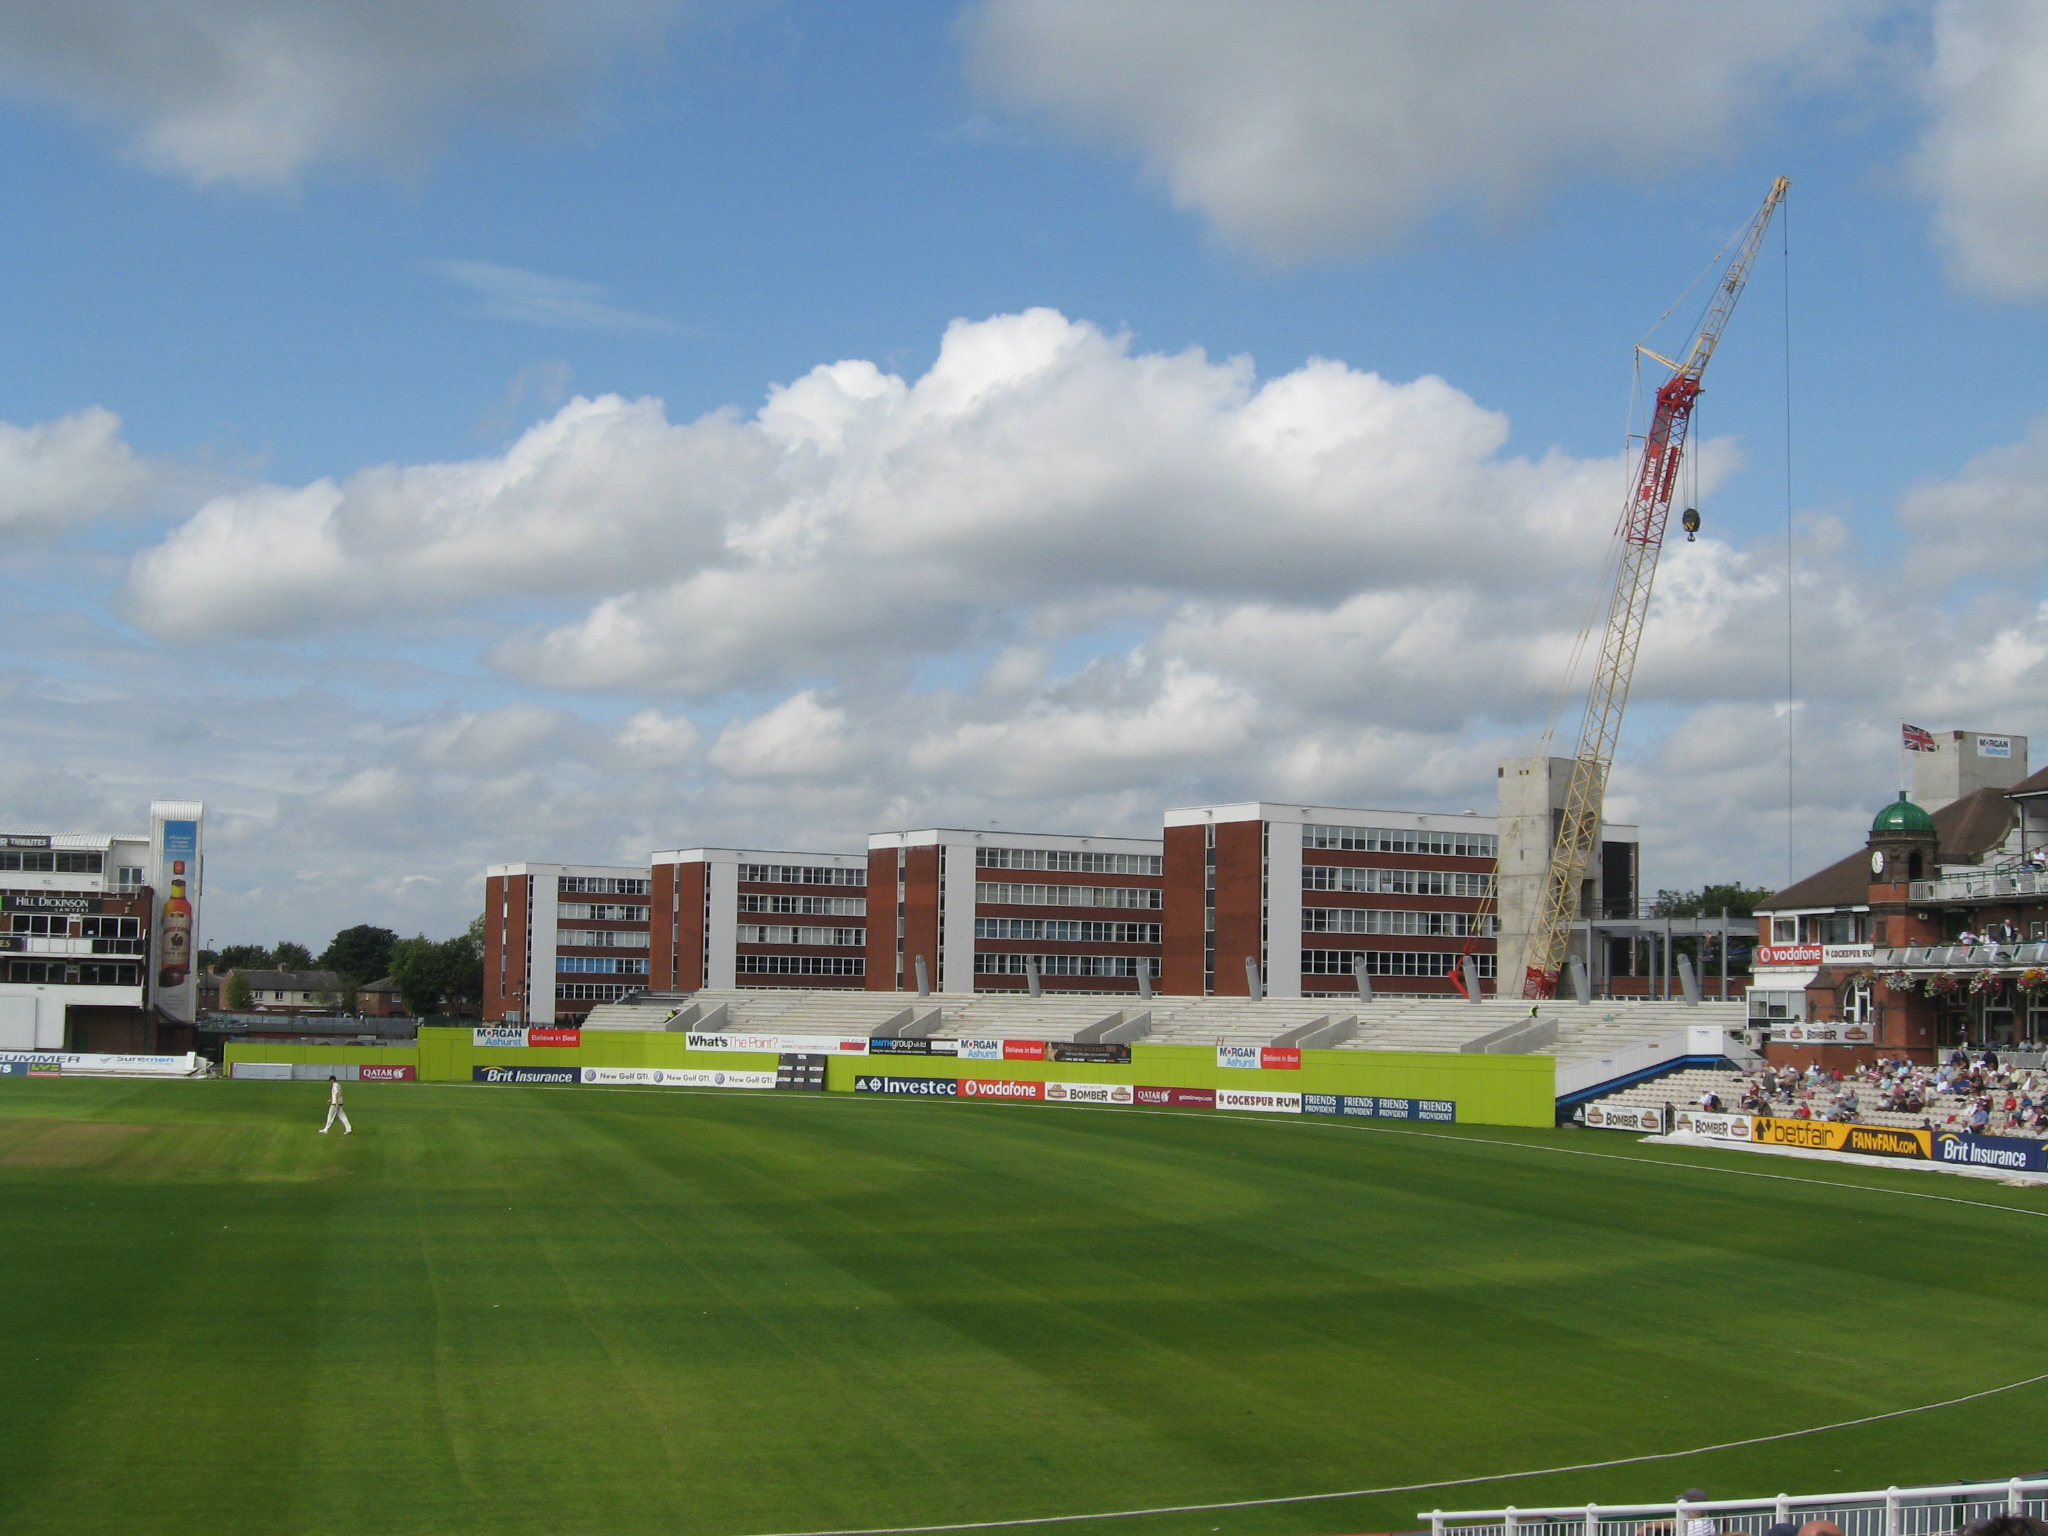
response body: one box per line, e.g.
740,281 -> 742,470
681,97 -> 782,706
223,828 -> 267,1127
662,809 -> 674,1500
320,1102 -> 352,1134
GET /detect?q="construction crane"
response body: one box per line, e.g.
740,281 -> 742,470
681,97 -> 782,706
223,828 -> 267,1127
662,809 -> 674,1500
1517,175 -> 1789,999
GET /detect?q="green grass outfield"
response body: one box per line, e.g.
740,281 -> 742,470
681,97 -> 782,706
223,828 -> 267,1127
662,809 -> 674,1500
3,1079 -> 2045,1536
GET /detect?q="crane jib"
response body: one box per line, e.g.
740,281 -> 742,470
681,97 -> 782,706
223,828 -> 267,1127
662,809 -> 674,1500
1518,176 -> 1785,999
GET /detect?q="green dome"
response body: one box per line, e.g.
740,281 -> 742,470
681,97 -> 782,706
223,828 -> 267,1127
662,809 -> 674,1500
1871,792 -> 1935,834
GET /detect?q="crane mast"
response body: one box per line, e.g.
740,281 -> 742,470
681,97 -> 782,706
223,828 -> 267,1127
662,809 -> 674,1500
1519,176 -> 1788,999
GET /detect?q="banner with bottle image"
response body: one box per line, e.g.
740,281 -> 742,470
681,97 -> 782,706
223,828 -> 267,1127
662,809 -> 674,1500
149,803 -> 203,1024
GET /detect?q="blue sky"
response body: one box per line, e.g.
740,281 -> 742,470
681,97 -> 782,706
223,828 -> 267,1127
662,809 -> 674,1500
1,0 -> 2046,947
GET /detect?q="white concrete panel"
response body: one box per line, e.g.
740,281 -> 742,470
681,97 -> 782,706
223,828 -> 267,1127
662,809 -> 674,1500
0,994 -> 34,1050
1265,821 -> 1304,999
530,877 -> 558,1024
940,843 -> 978,994
706,857 -> 739,990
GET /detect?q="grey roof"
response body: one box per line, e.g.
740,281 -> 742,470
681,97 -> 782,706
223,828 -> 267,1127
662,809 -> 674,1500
1759,785 -> 2018,912
226,969 -> 342,990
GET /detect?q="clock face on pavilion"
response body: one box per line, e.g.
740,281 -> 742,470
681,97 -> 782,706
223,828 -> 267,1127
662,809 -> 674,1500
1870,849 -> 1886,875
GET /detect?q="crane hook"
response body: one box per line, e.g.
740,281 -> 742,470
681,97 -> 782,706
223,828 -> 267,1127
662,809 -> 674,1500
1680,507 -> 1701,542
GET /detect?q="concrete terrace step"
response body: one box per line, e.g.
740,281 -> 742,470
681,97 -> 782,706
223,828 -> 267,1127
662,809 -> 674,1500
562,990 -> 1743,1067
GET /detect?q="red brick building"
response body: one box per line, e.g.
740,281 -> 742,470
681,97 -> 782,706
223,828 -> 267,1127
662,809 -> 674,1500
484,862 -> 652,1024
866,829 -> 1162,995
650,848 -> 868,992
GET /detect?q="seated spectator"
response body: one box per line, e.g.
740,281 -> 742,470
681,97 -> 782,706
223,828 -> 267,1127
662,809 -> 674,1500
1959,1516 -> 2048,1536
1700,1090 -> 1722,1112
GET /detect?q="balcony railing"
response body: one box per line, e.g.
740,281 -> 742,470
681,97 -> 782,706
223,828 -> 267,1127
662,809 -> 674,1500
1910,866 -> 2048,902
1874,942 -> 2048,970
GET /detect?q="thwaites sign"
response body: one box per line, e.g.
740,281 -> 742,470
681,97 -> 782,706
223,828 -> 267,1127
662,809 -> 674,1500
149,805 -> 203,1023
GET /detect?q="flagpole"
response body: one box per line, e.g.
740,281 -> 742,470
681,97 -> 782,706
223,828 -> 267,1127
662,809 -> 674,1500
1900,723 -> 1907,798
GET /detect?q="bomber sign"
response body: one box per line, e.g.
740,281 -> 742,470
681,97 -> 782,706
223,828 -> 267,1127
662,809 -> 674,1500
1583,1103 -> 1664,1133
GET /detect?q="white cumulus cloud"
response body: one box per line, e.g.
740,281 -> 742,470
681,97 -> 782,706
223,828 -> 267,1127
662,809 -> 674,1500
0,0 -> 682,187
964,0 -> 1873,261
0,407 -> 153,532
1915,0 -> 2048,299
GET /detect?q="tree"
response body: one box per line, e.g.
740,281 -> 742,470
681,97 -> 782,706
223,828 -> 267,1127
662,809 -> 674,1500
389,932 -> 483,1018
272,941 -> 315,970
1650,884 -> 1776,919
225,973 -> 254,1010
320,924 -> 399,985
210,943 -> 272,971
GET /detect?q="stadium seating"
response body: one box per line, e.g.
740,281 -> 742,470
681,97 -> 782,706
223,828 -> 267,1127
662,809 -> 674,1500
575,988 -> 1749,1109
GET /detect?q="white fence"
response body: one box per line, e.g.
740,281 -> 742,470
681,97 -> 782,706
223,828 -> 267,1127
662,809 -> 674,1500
1429,1478 -> 2048,1536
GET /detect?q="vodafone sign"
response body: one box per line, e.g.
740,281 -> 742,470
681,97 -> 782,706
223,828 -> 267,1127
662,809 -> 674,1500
1756,943 -> 1822,967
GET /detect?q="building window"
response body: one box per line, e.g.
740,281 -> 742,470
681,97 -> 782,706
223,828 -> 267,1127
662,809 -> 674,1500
974,883 -> 1161,909
975,953 -> 1161,977
1302,908 -> 1497,937
1842,978 -> 1873,1023
737,894 -> 867,916
1771,918 -> 1796,943
0,850 -> 105,873
556,903 -> 651,922
557,876 -> 651,895
1301,949 -> 1496,977
736,954 -> 865,975
973,918 -> 1162,943
555,956 -> 650,974
114,865 -> 145,889
974,848 -> 1163,876
1302,825 -> 1497,858
736,864 -> 863,886
556,982 -> 640,1001
736,926 -> 865,946
1303,865 -> 1493,897
554,929 -> 650,949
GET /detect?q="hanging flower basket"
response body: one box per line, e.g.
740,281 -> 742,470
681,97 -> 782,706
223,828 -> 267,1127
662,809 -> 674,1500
2020,968 -> 2048,994
1969,970 -> 2006,996
1925,971 -> 1964,997
1882,970 -> 1916,993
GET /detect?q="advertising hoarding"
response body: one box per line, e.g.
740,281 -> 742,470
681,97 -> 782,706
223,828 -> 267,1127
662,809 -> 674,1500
1299,1093 -> 1456,1122
956,1038 -> 1047,1061
1751,1116 -> 1930,1159
1,1051 -> 198,1076
473,1026 -> 528,1047
149,803 -> 203,1023
472,1065 -> 579,1085
1215,1089 -> 1302,1113
359,1065 -> 416,1081
581,1067 -> 777,1088
1582,1103 -> 1664,1133
959,1077 -> 1043,1101
1671,1109 -> 1752,1140
687,1032 -> 870,1055
527,1027 -> 582,1047
1934,1132 -> 2047,1173
853,1074 -> 959,1096
1049,1043 -> 1131,1064
868,1037 -> 961,1055
1135,1085 -> 1217,1107
1774,1021 -> 1876,1045
1043,1080 -> 1134,1105
1217,1045 -> 1303,1070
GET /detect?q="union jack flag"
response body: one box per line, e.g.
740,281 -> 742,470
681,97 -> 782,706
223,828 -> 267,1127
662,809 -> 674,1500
1903,723 -> 1938,752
